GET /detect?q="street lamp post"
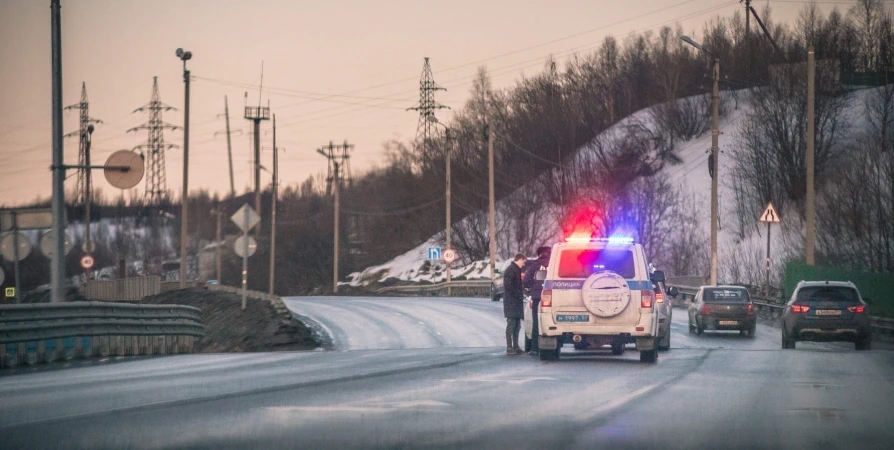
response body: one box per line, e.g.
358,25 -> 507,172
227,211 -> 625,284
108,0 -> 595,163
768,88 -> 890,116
176,48 -> 192,288
427,115 -> 452,295
682,36 -> 720,286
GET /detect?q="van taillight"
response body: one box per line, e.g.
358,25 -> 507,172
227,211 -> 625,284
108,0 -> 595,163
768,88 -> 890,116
541,290 -> 552,308
655,292 -> 664,303
747,303 -> 754,314
640,290 -> 653,309
847,305 -> 865,313
701,304 -> 711,315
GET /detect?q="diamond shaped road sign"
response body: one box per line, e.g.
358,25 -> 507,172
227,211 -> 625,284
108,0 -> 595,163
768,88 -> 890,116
231,203 -> 261,232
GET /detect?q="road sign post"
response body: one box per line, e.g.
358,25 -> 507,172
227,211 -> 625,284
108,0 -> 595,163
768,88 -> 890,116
231,203 -> 260,310
759,202 -> 781,296
443,248 -> 457,296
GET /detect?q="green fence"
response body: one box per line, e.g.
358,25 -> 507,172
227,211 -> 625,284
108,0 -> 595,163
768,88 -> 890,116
784,263 -> 894,318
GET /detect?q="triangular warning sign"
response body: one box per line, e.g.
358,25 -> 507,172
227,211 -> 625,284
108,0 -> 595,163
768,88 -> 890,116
759,202 -> 780,223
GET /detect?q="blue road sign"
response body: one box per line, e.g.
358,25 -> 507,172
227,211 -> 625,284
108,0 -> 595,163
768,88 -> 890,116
427,247 -> 442,260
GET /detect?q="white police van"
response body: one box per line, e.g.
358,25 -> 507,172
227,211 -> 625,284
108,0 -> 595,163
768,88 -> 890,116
528,236 -> 663,363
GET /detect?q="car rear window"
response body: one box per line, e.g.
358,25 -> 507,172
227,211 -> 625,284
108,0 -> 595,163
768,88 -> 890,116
796,286 -> 859,303
557,249 -> 635,279
704,288 -> 750,302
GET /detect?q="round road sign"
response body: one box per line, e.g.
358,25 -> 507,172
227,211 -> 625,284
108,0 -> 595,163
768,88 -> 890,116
443,248 -> 457,264
40,230 -> 74,258
234,236 -> 258,258
80,254 -> 95,270
104,150 -> 145,189
0,232 -> 31,261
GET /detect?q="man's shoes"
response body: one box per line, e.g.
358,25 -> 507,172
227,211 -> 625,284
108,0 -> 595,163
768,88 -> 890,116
506,348 -> 521,355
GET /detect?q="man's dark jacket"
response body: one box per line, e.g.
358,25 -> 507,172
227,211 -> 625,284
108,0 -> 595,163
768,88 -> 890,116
523,255 -> 550,300
502,262 -> 525,319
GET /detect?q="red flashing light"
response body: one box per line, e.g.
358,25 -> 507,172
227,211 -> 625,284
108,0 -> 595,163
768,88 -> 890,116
791,304 -> 811,313
847,305 -> 865,313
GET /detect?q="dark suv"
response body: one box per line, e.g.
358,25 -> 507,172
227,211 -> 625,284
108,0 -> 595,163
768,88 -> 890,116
781,281 -> 872,350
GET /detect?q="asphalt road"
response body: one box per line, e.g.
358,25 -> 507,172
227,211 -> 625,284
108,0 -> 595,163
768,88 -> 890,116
1,296 -> 893,450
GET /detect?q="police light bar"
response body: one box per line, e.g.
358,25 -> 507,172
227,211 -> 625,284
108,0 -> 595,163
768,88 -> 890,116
564,236 -> 635,244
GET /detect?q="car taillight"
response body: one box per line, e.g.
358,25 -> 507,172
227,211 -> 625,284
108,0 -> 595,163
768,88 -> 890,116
541,290 -> 552,308
847,305 -> 865,313
655,292 -> 664,303
701,304 -> 711,315
640,290 -> 653,309
791,304 -> 811,313
747,303 -> 754,314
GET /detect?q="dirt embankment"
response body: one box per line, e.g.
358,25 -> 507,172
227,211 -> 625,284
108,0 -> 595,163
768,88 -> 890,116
140,287 -> 319,353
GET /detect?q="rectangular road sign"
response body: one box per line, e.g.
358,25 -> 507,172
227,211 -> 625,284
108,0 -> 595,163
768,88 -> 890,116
5,287 -> 14,298
230,203 -> 261,232
1,208 -> 53,231
428,247 -> 442,260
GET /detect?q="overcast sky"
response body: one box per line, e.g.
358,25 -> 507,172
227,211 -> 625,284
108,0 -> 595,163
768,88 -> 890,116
0,0 -> 815,206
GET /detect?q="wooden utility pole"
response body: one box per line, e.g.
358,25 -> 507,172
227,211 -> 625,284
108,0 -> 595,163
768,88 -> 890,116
806,47 -> 816,265
269,115 -> 278,295
224,96 -> 235,197
215,207 -> 222,284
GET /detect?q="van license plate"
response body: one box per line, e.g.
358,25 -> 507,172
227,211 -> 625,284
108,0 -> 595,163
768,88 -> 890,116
556,314 -> 589,323
718,320 -> 738,325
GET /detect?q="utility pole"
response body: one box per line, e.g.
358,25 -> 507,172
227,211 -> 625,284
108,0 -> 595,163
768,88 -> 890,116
245,65 -> 270,215
682,36 -> 720,286
446,129 -> 452,295
710,56 -> 720,285
216,207 -> 222,285
487,120 -> 497,283
50,0 -> 66,303
269,115 -> 278,295
225,96 -> 236,197
84,125 -> 94,276
805,46 -> 816,265
176,48 -> 193,288
317,141 -> 352,293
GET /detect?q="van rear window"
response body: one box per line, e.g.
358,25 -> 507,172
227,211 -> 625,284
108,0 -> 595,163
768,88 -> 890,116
557,249 -> 635,279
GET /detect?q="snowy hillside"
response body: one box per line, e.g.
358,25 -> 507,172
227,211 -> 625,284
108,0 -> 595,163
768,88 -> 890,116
344,86 -> 882,288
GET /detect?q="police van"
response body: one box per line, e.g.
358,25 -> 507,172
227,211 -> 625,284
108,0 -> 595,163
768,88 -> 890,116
528,236 -> 664,363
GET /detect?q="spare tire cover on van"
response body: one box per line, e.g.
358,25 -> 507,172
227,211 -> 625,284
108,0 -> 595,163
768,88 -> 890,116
581,271 -> 631,318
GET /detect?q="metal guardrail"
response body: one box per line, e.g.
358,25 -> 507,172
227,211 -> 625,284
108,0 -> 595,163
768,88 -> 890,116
376,280 -> 491,295
205,284 -> 290,318
1,302 -> 204,368
667,284 -> 894,337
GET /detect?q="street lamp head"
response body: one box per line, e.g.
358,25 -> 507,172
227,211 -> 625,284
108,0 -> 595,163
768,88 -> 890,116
87,124 -> 95,134
176,48 -> 192,61
681,36 -> 701,50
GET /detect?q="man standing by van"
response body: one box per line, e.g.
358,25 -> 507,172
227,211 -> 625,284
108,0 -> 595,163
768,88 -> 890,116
524,246 -> 551,355
503,253 -> 526,355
